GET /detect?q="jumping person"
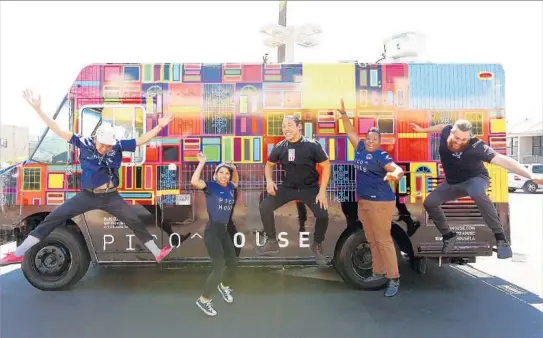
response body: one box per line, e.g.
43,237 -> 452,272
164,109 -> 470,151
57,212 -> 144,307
338,99 -> 404,297
256,115 -> 331,266
411,120 -> 543,258
191,153 -> 239,317
0,89 -> 175,266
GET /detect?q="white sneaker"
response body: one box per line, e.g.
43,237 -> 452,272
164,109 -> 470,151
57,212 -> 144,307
217,283 -> 234,303
196,298 -> 217,316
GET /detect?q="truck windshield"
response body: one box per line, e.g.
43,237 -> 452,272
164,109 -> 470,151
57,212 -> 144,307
30,96 -> 70,164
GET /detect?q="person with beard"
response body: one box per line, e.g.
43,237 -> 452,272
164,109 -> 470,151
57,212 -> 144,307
411,120 -> 543,257
191,153 -> 239,316
256,115 -> 331,265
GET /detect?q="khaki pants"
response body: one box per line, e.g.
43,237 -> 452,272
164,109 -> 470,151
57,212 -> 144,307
358,199 -> 399,279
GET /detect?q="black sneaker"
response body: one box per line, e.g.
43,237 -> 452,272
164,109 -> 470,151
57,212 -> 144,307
217,283 -> 234,303
311,242 -> 328,266
384,279 -> 400,297
196,298 -> 217,316
496,240 -> 512,259
255,240 -> 280,256
441,232 -> 457,254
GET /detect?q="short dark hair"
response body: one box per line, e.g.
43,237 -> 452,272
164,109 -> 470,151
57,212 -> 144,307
283,115 -> 302,125
367,127 -> 381,139
453,119 -> 472,133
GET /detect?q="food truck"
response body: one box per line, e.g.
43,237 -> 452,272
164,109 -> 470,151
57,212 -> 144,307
0,62 -> 509,291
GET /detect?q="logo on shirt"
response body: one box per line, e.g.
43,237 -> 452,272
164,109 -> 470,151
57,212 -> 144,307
452,152 -> 463,159
366,154 -> 373,160
288,149 -> 296,161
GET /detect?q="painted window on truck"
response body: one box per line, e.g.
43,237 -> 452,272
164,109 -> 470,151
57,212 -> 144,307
30,98 -> 70,164
78,105 -> 147,166
22,168 -> 41,191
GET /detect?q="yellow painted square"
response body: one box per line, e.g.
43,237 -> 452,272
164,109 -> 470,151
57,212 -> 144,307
338,118 -> 354,134
490,119 -> 506,133
301,64 -> 356,110
48,173 -> 64,189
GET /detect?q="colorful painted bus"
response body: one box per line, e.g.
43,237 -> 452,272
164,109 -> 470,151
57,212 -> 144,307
0,62 -> 509,291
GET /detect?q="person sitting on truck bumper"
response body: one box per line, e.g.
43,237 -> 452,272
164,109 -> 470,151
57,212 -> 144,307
338,99 -> 404,297
191,154 -> 239,317
256,115 -> 331,266
411,120 -> 543,258
0,89 -> 179,266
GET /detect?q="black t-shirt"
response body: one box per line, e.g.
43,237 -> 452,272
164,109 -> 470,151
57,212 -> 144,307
439,125 -> 497,184
268,137 -> 329,189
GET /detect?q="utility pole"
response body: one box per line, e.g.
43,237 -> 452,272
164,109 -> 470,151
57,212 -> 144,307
277,0 -> 287,63
260,1 -> 322,64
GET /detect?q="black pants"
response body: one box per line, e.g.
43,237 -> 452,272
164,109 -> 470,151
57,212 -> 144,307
423,176 -> 505,235
202,221 -> 238,298
30,190 -> 154,244
259,186 -> 329,243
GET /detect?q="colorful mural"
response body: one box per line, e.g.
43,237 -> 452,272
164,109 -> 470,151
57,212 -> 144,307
15,62 -> 508,207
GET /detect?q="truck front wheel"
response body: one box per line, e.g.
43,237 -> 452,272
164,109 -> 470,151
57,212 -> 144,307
335,228 -> 389,290
21,227 -> 91,291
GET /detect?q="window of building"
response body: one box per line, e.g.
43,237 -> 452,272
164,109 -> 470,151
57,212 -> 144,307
79,105 -> 147,165
532,136 -> 542,156
507,137 -> 518,158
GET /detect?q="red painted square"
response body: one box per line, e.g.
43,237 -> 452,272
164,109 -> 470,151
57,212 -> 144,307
146,146 -> 159,162
103,66 -> 122,82
242,65 -> 263,83
358,118 -> 375,133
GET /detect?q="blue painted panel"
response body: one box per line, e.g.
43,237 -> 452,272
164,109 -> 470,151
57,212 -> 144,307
408,64 -> 505,110
202,64 -> 222,83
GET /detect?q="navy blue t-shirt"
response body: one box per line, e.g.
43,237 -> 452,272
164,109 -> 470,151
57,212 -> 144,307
353,141 -> 395,201
439,125 -> 496,184
203,181 -> 236,224
69,134 -> 136,189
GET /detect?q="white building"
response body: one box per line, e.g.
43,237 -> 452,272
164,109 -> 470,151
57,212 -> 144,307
0,124 -> 30,166
507,118 -> 543,164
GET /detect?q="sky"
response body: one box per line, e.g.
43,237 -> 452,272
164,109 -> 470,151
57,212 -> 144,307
1,1 -> 542,138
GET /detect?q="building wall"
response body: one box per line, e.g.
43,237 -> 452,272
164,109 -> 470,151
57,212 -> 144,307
0,124 -> 30,165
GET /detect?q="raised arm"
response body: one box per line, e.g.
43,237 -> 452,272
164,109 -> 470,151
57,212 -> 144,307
337,98 -> 359,148
190,152 -> 208,190
224,162 -> 239,188
135,114 -> 173,146
23,89 -> 73,142
410,122 -> 448,134
490,153 -> 543,184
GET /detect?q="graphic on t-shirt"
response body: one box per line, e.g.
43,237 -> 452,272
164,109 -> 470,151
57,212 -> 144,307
288,148 -> 295,161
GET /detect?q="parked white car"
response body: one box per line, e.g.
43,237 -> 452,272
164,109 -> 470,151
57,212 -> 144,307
508,163 -> 543,193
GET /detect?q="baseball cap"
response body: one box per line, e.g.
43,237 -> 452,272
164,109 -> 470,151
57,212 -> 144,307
95,124 -> 117,146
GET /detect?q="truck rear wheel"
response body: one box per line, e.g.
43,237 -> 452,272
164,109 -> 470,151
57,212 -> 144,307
21,227 -> 91,291
335,228 -> 389,290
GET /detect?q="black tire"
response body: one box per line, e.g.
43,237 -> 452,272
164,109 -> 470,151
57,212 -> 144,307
21,227 -> 91,291
523,181 -> 538,193
410,257 -> 427,275
335,228 -> 388,290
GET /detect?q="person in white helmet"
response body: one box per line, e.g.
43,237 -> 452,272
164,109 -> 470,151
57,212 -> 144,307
1,89 -> 180,266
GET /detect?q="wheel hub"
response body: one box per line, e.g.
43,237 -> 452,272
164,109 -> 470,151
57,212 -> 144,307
34,245 -> 69,276
352,242 -> 372,272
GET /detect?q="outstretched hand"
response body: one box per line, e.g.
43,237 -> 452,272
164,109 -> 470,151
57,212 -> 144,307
410,123 -> 423,132
197,152 -> 207,163
158,114 -> 173,127
336,98 -> 346,116
22,89 -> 42,111
531,176 -> 543,185
384,172 -> 401,182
